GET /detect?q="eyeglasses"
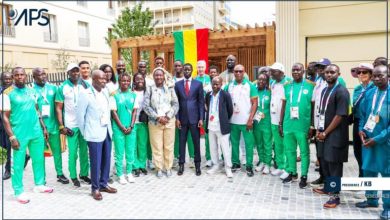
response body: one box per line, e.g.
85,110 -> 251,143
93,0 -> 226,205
357,70 -> 369,75
234,70 -> 244,73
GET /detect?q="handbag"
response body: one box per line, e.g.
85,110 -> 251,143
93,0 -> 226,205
139,110 -> 149,123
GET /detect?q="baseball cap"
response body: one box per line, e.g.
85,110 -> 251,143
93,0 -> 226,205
357,63 -> 373,71
315,58 -> 331,66
66,63 -> 80,72
270,62 -> 285,73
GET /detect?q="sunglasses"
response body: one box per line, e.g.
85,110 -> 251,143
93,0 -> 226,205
357,70 -> 370,75
234,70 -> 244,73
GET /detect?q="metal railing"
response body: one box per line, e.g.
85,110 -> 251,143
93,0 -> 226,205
0,25 -> 15,37
26,72 -> 68,86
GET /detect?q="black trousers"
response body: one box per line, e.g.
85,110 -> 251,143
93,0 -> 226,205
179,123 -> 201,167
315,140 -> 324,179
321,158 -> 343,195
352,118 -> 363,177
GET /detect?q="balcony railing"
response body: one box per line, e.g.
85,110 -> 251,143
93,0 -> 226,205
43,32 -> 58,42
79,37 -> 90,47
0,25 -> 16,37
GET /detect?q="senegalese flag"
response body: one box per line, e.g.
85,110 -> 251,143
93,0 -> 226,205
173,28 -> 209,78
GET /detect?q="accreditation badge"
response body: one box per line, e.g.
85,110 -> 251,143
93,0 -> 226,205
318,114 -> 325,130
233,103 -> 240,114
270,102 -> 277,114
364,114 -> 377,132
290,107 -> 299,119
41,104 -> 50,118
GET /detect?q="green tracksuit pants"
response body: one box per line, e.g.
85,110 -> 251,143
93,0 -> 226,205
284,131 -> 310,176
230,124 -> 254,168
254,122 -> 273,166
174,128 -> 194,159
203,122 -> 210,161
113,128 -> 137,177
67,128 -> 89,179
46,132 -> 63,176
12,136 -> 45,196
271,124 -> 286,170
134,123 -> 148,169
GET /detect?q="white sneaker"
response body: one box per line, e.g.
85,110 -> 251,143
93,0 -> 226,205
262,165 -> 270,174
172,158 -> 179,168
16,192 -> 30,204
33,185 -> 54,193
225,168 -> 233,178
126,174 -> 135,183
205,160 -> 213,167
156,170 -> 163,178
166,169 -> 172,177
270,166 -> 276,173
353,190 -> 366,199
255,162 -> 265,172
207,166 -> 220,175
279,170 -> 290,180
271,168 -> 283,176
189,158 -> 195,168
118,175 -> 127,185
148,160 -> 155,170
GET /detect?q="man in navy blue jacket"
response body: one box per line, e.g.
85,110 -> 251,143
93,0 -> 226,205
175,63 -> 205,176
205,76 -> 234,178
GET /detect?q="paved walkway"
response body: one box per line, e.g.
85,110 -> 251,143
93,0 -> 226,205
1,143 -> 383,219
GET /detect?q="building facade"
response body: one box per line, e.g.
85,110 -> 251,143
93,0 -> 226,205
1,1 -> 116,72
118,1 -> 232,35
276,1 -> 388,90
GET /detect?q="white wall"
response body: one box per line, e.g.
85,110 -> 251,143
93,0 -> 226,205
3,1 -> 115,54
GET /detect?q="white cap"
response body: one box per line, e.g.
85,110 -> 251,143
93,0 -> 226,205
66,63 -> 80,72
270,62 -> 285,73
357,63 -> 374,70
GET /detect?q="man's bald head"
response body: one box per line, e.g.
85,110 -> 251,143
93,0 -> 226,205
32,67 -> 44,76
116,59 -> 126,74
92,69 -> 107,91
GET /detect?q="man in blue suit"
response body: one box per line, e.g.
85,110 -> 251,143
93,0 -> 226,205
175,63 -> 205,176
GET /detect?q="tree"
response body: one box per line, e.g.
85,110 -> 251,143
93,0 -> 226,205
51,48 -> 71,72
106,3 -> 153,72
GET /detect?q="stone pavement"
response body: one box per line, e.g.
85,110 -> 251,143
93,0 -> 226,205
1,142 -> 383,219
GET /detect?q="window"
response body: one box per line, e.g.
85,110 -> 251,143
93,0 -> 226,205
0,4 -> 15,37
78,21 -> 89,47
43,14 -> 57,42
77,1 -> 87,7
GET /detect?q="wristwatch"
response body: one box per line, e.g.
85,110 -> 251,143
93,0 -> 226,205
322,132 -> 327,137
9,135 -> 16,141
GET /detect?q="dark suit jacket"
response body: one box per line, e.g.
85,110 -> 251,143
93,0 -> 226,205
175,79 -> 205,125
205,90 -> 233,135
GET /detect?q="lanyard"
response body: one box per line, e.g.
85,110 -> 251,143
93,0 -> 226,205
290,80 -> 305,106
319,82 -> 339,114
91,87 -> 109,113
353,84 -> 369,107
371,88 -> 387,115
210,91 -> 220,114
258,89 -> 267,110
36,84 -> 49,104
230,82 -> 244,103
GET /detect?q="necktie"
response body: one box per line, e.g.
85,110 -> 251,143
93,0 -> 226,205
185,80 -> 190,96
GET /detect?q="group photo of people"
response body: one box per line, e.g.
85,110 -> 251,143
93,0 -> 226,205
0,54 -> 389,219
